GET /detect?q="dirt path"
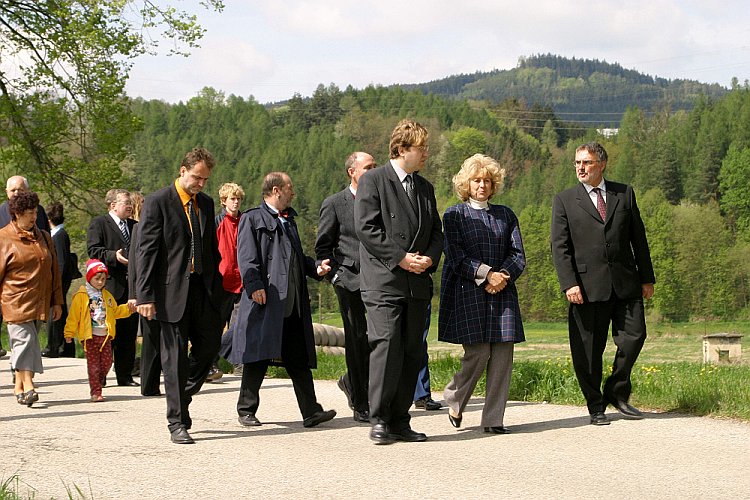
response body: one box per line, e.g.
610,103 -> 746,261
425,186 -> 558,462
1,357 -> 748,499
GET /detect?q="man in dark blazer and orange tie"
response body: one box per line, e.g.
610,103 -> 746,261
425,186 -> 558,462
87,189 -> 139,386
136,147 -> 225,444
355,119 -> 443,444
315,151 -> 376,423
551,142 -> 655,426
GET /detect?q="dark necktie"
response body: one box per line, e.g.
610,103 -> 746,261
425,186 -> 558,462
187,199 -> 203,274
118,219 -> 130,249
593,187 -> 606,221
404,174 -> 417,211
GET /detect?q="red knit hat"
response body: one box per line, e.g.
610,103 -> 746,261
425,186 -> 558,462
85,258 -> 108,283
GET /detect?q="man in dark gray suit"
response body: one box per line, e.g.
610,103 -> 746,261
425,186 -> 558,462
136,147 -> 225,444
354,119 -> 443,444
551,142 -> 655,426
315,151 -> 376,423
87,189 -> 139,386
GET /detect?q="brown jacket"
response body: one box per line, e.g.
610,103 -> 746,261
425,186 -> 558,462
0,222 -> 63,323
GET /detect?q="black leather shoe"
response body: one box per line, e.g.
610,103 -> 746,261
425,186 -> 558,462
610,400 -> 644,419
0,348 -> 7,358
414,397 -> 443,411
337,376 -> 354,410
370,423 -> 393,445
353,409 -> 370,423
170,427 -> 194,444
590,412 -> 610,426
205,365 -> 223,383
238,414 -> 262,427
448,412 -> 462,428
141,390 -> 162,397
303,409 -> 336,428
118,380 -> 140,387
484,426 -> 511,434
388,428 -> 428,442
41,349 -> 58,358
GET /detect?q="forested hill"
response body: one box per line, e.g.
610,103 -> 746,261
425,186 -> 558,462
126,83 -> 750,323
400,54 -> 729,126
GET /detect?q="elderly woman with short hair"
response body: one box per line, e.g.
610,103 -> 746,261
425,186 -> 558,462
438,154 -> 526,434
0,190 -> 63,406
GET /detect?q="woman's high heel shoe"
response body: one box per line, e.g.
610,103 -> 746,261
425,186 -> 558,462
15,392 -> 27,405
448,411 -> 462,428
25,389 -> 39,407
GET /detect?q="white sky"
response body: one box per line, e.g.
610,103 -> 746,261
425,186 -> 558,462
125,0 -> 750,104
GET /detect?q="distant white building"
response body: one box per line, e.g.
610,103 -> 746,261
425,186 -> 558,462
597,128 -> 619,138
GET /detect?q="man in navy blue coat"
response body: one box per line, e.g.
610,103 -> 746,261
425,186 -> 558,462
230,172 -> 336,429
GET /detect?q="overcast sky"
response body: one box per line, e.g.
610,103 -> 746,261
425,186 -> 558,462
125,0 -> 750,104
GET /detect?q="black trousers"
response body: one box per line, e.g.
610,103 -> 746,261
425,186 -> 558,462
160,275 -> 222,432
237,313 -> 322,420
334,286 -> 370,412
217,292 -> 241,361
113,313 -> 139,384
139,316 -> 162,396
362,291 -> 429,432
568,296 -> 647,414
46,301 -> 76,357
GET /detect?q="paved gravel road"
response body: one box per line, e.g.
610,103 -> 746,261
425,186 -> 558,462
1,357 -> 748,499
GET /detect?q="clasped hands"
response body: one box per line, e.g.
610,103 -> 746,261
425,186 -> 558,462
399,252 -> 432,274
485,270 -> 510,295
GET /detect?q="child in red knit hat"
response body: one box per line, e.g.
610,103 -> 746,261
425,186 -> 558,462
64,259 -> 134,401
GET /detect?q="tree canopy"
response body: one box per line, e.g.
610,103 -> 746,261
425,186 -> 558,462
0,0 -> 223,209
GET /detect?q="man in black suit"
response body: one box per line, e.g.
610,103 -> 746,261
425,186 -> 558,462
0,175 -> 51,358
136,147 -> 225,444
354,119 -> 443,444
315,151 -> 376,423
551,141 -> 655,426
44,202 -> 77,358
87,189 -> 139,386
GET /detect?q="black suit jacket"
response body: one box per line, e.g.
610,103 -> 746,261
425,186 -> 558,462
87,214 -> 136,302
315,186 -> 362,292
52,226 -> 73,295
135,184 -> 224,322
354,161 -> 443,300
551,180 -> 655,302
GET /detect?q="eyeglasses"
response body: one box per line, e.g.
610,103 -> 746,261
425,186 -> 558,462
574,159 -> 599,167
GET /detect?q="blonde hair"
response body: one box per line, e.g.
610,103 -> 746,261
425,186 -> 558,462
130,191 -> 144,221
218,182 -> 245,202
389,119 -> 428,159
452,154 -> 506,202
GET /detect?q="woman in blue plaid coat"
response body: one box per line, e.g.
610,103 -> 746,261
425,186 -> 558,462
438,154 -> 526,434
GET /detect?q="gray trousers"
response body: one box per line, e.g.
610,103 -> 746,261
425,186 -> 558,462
443,342 -> 514,427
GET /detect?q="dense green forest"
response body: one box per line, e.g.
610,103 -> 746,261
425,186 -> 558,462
402,54 -> 729,126
122,80 -> 750,322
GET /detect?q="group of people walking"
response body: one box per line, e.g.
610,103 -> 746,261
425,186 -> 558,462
0,118 -> 655,444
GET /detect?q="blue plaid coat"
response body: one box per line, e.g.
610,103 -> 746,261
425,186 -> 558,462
438,203 -> 526,345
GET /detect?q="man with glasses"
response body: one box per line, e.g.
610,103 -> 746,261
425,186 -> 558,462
551,142 -> 655,426
355,119 -> 443,444
87,189 -> 140,386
